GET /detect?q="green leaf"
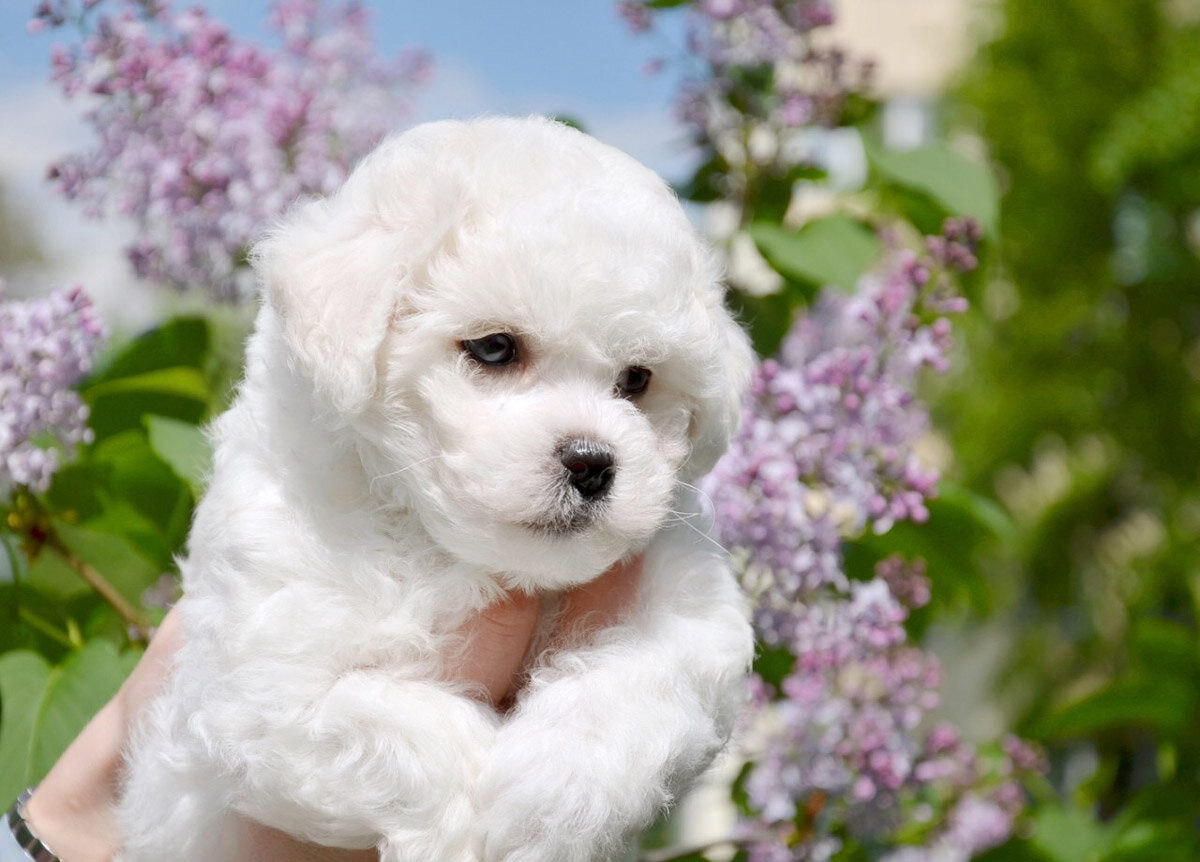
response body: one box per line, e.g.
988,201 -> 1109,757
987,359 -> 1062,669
844,483 -> 1012,613
748,216 -> 881,292
867,141 -> 1000,237
83,371 -> 212,442
973,837 -> 1055,862
74,502 -> 175,572
81,317 -> 215,442
753,642 -> 795,688
88,317 -> 211,383
1032,674 -> 1198,740
1103,782 -> 1200,861
28,520 -> 161,605
726,288 -> 795,358
1129,619 -> 1199,676
1108,820 -> 1199,862
90,431 -> 194,565
549,115 -> 587,133
84,366 -> 210,403
645,0 -> 691,6
145,415 -> 212,494
43,462 -> 105,524
0,531 -> 26,584
729,760 -> 756,818
0,640 -> 139,801
1029,802 -> 1115,862
0,584 -> 80,661
47,432 -> 195,567
678,153 -> 732,204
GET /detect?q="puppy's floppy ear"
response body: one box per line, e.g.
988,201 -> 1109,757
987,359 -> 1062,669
683,296 -> 755,480
253,197 -> 403,416
251,129 -> 461,416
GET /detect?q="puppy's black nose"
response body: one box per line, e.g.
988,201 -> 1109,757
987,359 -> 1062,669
559,438 -> 615,500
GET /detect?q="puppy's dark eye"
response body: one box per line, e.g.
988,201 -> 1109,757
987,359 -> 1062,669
462,333 -> 518,366
616,366 -> 652,398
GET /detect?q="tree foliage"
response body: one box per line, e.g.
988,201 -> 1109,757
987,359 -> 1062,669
948,0 -> 1200,857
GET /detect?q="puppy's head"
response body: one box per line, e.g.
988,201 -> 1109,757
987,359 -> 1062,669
254,117 -> 752,589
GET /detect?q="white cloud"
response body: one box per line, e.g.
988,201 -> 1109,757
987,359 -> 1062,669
412,54 -> 696,180
412,56 -> 696,181
410,56 -> 503,124
582,105 -> 697,185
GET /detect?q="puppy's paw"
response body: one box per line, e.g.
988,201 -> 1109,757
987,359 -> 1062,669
473,653 -> 733,862
379,807 -> 478,862
473,758 -> 636,862
473,707 -> 663,861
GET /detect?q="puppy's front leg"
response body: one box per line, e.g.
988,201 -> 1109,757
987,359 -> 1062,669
215,668 -> 498,862
473,520 -> 753,862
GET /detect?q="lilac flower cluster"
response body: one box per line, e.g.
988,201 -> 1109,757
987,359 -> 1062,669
34,0 -> 429,301
700,222 -> 1039,857
0,283 -> 105,495
706,221 -> 980,638
624,0 -> 872,141
742,572 -> 938,825
737,559 -> 1036,860
622,2 -> 1035,855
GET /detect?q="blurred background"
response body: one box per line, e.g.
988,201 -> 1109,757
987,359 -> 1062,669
0,0 -> 972,329
3,1 -> 1200,859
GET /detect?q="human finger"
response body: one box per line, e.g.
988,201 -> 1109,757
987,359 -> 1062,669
448,589 -> 541,706
557,553 -> 645,639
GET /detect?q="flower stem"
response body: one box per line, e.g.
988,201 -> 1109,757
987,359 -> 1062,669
17,606 -> 77,650
43,530 -> 152,643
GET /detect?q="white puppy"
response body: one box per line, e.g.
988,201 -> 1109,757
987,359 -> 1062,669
117,116 -> 754,862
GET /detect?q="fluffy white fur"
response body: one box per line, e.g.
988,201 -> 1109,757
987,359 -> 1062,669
117,116 -> 755,862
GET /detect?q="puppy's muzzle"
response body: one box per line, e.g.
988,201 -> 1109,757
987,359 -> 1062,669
559,438 -> 615,500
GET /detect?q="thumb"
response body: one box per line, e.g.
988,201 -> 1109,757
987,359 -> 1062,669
558,553 -> 645,637
450,589 -> 540,706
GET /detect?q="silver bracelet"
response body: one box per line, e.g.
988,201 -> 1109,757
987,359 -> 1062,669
4,789 -> 60,862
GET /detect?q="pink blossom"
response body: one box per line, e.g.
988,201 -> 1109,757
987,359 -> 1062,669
699,222 -> 1041,852
0,282 -> 105,494
38,0 -> 429,301
620,0 -> 874,142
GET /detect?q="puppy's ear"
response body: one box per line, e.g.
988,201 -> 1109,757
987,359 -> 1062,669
683,298 -> 755,480
253,198 -> 402,415
251,130 -> 460,416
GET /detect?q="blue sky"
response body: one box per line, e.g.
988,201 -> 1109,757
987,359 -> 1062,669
0,1 -> 970,325
1,2 -> 689,125
0,1 -> 695,326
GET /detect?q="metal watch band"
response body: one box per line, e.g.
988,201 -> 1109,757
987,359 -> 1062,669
5,788 -> 60,862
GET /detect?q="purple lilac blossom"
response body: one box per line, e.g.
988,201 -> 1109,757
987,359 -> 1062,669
704,225 -> 979,635
0,283 -> 105,494
616,0 -> 652,33
702,222 -> 1035,857
620,0 -> 874,247
669,0 -> 871,135
34,0 -> 429,301
623,1 -> 1035,854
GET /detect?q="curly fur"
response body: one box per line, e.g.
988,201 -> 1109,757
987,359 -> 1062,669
116,116 -> 755,862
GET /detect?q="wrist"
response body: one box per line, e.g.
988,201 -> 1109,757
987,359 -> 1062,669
5,788 -> 60,862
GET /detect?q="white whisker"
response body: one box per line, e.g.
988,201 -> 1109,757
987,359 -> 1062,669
663,508 -> 727,554
675,479 -> 716,513
369,453 -> 449,494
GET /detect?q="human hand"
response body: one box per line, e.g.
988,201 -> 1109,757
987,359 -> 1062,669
22,609 -> 377,862
20,554 -> 642,861
451,553 -> 645,706
557,552 -> 645,639
22,608 -> 182,862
